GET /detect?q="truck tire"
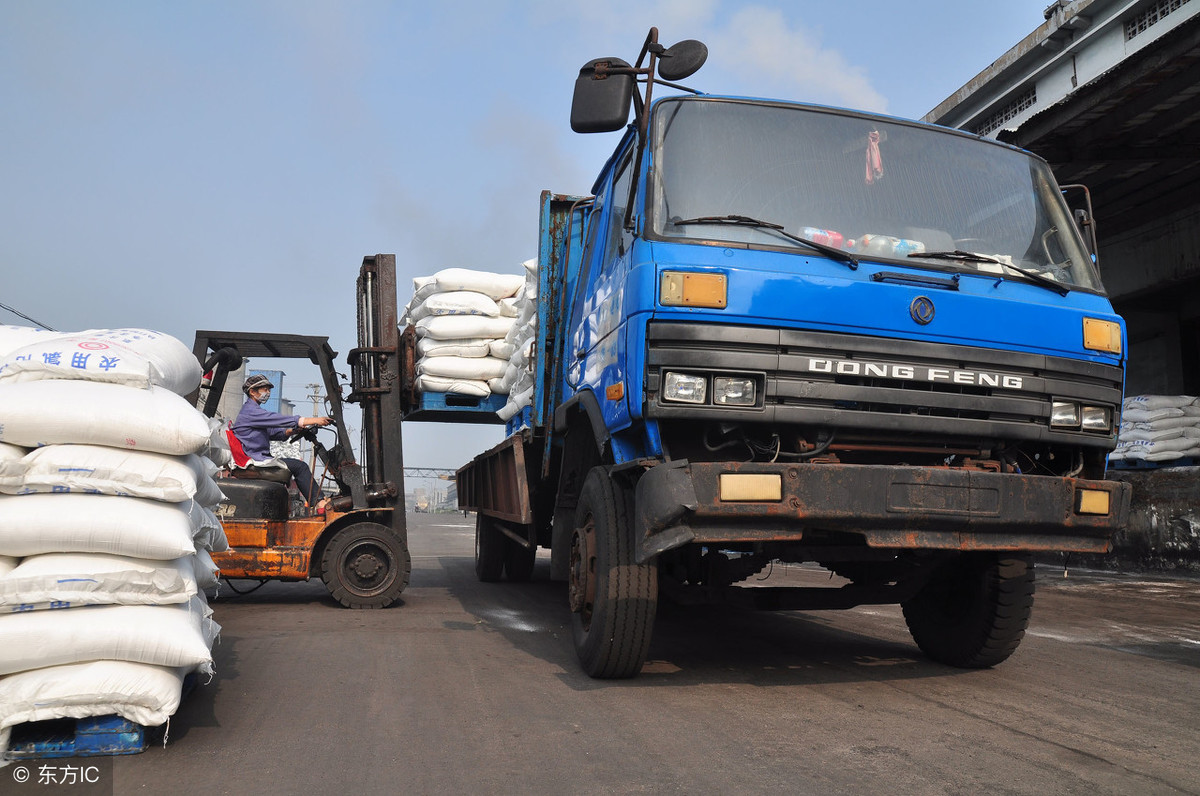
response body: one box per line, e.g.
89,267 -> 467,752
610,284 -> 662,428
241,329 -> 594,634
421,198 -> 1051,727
902,553 -> 1035,668
568,467 -> 657,678
504,536 -> 536,582
320,522 -> 410,609
475,514 -> 505,582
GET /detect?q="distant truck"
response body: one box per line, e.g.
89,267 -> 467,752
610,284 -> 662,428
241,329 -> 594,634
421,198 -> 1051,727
444,28 -> 1131,677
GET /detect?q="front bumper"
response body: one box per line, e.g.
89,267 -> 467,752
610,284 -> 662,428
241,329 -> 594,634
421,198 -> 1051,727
633,460 -> 1132,562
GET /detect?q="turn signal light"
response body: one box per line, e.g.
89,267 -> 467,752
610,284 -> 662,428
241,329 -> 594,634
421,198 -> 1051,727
661,271 -> 727,309
719,473 -> 782,502
1083,318 -> 1122,355
1076,489 -> 1110,516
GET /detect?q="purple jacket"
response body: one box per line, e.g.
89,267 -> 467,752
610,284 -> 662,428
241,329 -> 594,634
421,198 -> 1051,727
232,398 -> 300,460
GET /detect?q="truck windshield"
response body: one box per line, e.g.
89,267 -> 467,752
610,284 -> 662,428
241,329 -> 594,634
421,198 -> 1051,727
649,98 -> 1103,292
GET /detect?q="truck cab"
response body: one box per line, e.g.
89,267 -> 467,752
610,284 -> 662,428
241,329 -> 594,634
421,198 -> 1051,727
459,29 -> 1131,678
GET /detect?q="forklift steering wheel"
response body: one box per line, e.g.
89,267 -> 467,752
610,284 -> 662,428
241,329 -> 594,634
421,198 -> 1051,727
291,424 -> 325,444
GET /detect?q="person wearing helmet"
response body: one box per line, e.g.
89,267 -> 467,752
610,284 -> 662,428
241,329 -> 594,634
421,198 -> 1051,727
231,373 -> 333,507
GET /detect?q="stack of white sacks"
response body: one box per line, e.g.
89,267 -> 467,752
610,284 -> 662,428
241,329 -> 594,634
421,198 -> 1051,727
404,266 -> 524,399
1110,394 -> 1200,464
0,326 -> 225,759
493,259 -> 539,425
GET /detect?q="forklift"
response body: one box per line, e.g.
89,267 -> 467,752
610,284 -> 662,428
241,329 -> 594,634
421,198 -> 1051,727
189,255 -> 410,608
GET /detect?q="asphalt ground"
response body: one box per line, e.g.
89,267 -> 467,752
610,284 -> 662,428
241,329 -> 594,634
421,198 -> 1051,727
79,512 -> 1200,795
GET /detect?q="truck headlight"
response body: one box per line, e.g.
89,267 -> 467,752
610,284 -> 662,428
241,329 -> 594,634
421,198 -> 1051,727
1080,405 -> 1112,433
713,376 -> 756,406
663,372 -> 707,404
1050,401 -> 1080,429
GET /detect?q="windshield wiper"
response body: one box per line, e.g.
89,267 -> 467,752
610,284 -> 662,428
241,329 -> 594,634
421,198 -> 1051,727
910,250 -> 1070,296
671,215 -> 859,269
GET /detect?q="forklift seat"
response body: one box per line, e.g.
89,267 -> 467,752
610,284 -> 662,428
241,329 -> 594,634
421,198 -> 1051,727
225,426 -> 291,484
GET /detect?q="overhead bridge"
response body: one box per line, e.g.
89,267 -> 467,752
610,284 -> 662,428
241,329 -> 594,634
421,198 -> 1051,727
404,468 -> 457,479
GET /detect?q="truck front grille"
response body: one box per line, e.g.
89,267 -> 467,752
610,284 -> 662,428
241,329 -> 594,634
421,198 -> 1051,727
644,322 -> 1123,448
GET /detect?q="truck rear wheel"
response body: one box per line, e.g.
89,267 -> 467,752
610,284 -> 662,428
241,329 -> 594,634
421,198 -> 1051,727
475,514 -> 505,582
504,536 -> 536,582
320,522 -> 410,609
568,467 -> 657,678
902,553 -> 1035,668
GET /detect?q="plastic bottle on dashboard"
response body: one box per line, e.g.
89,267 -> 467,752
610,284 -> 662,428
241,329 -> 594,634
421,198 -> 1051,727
801,227 -> 844,249
856,235 -> 925,258
859,234 -> 898,256
892,238 -> 926,257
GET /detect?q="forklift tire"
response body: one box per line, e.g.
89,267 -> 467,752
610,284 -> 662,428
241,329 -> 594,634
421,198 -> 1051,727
568,467 -> 657,679
320,522 -> 411,609
503,536 -> 536,582
475,514 -> 505,582
902,552 -> 1035,668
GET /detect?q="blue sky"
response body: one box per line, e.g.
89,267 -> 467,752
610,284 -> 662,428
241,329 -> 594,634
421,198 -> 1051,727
1,1 -> 1053,470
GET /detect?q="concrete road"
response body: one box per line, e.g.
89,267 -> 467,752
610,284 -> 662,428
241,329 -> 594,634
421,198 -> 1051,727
112,513 -> 1199,795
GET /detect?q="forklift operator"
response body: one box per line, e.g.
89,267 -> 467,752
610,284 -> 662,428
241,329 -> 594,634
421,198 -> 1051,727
231,373 -> 333,506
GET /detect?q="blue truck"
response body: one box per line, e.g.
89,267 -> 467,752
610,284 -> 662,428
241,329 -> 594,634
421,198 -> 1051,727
437,29 -> 1132,678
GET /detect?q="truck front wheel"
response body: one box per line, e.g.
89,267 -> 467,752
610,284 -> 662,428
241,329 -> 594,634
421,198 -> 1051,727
568,467 -> 657,678
902,552 -> 1035,668
320,522 -> 410,609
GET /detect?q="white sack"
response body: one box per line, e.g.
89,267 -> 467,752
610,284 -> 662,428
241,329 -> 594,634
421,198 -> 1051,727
0,328 -> 202,396
495,365 -> 518,394
415,315 -> 516,341
1122,395 -> 1197,411
490,340 -> 517,360
418,355 -> 509,381
515,298 -> 537,328
1119,415 -> 1200,432
497,384 -> 535,422
0,381 -> 211,455
186,502 -> 229,553
204,417 -> 234,469
1114,437 -> 1200,460
521,257 -> 538,300
433,268 -> 523,300
0,326 -> 59,358
1117,426 -> 1184,443
0,443 -> 25,479
0,494 -> 198,559
417,337 -> 493,358
0,556 -> 18,577
0,660 -> 187,735
0,596 -> 219,676
192,548 -> 220,590
2,445 -> 223,505
1121,407 -> 1187,424
498,297 -> 521,318
413,375 -> 491,397
407,291 -> 501,322
411,275 -> 439,305
0,553 -> 198,611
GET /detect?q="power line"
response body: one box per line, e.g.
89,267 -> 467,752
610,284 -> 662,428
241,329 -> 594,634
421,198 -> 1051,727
0,301 -> 57,331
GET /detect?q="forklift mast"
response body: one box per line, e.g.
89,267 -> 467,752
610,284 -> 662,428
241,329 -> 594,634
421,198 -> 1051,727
348,254 -> 406,537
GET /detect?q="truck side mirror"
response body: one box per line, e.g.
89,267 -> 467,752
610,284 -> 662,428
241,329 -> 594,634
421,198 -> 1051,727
657,39 -> 707,81
1060,183 -> 1099,264
571,58 -> 634,133
1074,209 -> 1096,254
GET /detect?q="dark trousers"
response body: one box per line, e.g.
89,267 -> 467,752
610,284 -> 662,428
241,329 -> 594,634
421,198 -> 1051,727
281,457 -> 318,504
